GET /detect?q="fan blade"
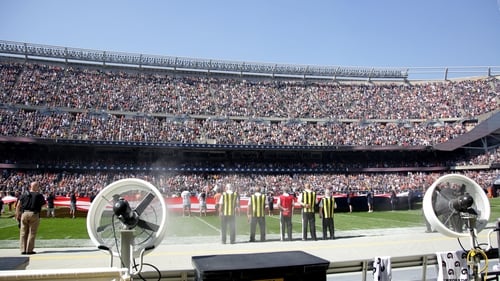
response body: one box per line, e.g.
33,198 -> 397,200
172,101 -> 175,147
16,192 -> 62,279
137,219 -> 160,232
438,188 -> 456,200
96,208 -> 118,232
135,192 -> 155,215
433,188 -> 457,214
97,223 -> 112,233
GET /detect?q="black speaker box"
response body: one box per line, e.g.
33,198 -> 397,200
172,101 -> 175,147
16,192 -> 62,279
192,250 -> 329,281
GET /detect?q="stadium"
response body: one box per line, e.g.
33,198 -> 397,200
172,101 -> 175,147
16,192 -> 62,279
0,40 -> 500,280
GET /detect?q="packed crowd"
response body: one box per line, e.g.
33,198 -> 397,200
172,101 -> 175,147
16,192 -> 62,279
0,60 -> 499,203
1,169 -> 498,201
1,61 -> 498,119
1,61 -> 499,147
0,108 -> 471,146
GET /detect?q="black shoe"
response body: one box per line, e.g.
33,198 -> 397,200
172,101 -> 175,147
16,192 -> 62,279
21,252 -> 27,255
27,251 -> 36,255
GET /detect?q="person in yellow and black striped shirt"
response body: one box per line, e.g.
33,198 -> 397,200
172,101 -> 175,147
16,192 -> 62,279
319,188 -> 337,240
247,186 -> 267,242
218,183 -> 239,244
299,183 -> 317,241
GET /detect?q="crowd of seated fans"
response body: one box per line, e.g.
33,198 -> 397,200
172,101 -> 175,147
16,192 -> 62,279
1,61 -> 498,147
1,61 -> 498,119
0,108 -> 471,146
0,60 -> 499,201
1,169 -> 498,201
0,61 -> 498,147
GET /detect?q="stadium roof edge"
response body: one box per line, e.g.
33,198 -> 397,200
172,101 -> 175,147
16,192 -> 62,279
433,111 -> 500,152
1,40 -> 499,80
0,40 -> 417,81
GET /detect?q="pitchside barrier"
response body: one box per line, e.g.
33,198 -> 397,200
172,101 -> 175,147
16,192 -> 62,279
1,250 -> 498,281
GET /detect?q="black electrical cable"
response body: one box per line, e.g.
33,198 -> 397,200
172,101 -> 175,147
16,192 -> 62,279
456,237 -> 467,252
133,258 -> 162,281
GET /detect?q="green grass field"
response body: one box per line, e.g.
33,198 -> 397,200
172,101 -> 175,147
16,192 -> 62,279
1,198 -> 500,240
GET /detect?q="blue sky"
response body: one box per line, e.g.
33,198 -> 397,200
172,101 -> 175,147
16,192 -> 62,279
1,0 -> 500,69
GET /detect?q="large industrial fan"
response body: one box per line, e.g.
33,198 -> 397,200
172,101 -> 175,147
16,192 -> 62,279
423,174 -> 490,238
87,178 -> 167,277
423,174 -> 493,281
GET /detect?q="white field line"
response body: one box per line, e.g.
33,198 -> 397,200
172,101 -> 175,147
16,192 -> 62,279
194,216 -> 221,233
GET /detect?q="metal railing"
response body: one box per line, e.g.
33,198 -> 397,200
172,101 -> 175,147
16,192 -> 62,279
2,40 -> 498,81
133,251 -> 496,281
0,40 -> 407,80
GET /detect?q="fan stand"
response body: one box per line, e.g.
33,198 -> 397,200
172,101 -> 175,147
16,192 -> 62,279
117,229 -> 154,278
462,212 -> 481,281
99,229 -> 153,280
120,229 -> 135,277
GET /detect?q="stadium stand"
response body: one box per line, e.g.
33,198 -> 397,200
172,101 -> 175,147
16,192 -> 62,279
0,42 -> 499,208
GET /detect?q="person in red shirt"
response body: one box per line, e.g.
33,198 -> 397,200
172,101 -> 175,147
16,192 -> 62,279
213,185 -> 222,216
277,187 -> 295,241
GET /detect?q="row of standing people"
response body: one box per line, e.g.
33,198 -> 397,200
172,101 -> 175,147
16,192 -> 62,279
216,183 -> 337,244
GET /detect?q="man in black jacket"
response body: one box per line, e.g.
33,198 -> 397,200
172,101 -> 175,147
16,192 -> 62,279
16,181 -> 46,255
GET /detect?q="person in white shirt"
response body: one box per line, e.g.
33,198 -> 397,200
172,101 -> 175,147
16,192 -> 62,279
181,190 -> 191,217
